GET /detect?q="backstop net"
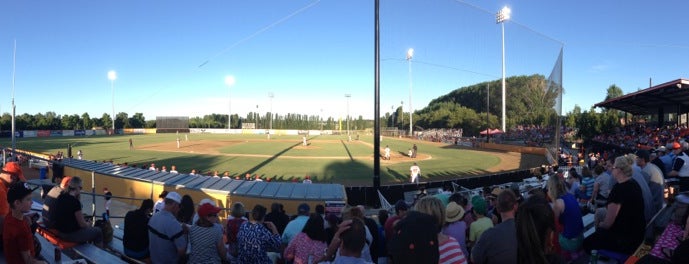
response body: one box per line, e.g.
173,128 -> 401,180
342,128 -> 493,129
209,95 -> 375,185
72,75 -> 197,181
156,116 -> 190,133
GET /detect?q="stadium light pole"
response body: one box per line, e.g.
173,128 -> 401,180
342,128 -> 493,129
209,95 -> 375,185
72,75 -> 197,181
225,75 -> 235,129
345,94 -> 351,136
406,48 -> 414,137
496,6 -> 510,133
107,70 -> 117,134
268,92 -> 274,139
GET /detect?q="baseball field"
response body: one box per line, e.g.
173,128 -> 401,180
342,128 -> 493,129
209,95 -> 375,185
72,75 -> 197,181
1,133 -> 546,186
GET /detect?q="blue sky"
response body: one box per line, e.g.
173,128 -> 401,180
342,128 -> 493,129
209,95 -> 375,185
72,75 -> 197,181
1,0 -> 688,122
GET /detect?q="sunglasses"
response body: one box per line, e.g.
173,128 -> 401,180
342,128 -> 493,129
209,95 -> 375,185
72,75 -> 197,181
207,214 -> 218,217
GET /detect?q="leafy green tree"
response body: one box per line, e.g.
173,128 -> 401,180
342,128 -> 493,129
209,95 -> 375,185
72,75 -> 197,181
81,112 -> 92,130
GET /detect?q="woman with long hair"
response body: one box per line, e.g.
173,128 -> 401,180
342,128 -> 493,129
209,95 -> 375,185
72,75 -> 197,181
516,195 -> 564,264
414,196 -> 467,264
284,213 -> 328,264
547,174 -> 584,259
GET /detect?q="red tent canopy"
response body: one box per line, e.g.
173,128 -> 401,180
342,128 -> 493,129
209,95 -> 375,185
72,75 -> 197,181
480,128 -> 504,135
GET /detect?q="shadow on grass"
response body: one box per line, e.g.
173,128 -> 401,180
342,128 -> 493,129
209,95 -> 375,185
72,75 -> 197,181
340,140 -> 354,161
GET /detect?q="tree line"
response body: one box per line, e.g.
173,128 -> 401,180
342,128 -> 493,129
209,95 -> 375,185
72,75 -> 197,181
0,77 -> 629,140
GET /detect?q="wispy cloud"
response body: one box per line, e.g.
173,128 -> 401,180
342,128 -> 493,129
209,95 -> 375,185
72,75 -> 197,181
590,62 -> 611,73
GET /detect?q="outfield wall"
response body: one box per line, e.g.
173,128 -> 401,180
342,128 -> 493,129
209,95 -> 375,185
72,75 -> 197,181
478,142 -> 547,155
188,128 -> 333,136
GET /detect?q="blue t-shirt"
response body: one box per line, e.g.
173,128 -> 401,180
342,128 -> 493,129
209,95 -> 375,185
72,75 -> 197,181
559,193 -> 584,239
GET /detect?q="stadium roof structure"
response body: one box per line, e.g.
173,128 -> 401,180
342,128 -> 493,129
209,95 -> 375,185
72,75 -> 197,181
594,78 -> 689,115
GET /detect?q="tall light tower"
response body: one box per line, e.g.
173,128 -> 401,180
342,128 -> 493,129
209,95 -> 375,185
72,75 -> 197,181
107,70 -> 117,133
345,94 -> 351,136
406,48 -> 414,136
225,75 -> 235,129
268,92 -> 274,139
11,40 -> 16,152
496,6 -> 510,133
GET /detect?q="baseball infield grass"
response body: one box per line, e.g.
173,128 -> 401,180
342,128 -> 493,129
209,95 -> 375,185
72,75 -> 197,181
1,133 -> 532,186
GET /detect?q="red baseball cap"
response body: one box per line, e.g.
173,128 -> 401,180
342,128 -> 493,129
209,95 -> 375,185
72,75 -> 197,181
2,162 -> 26,182
197,203 -> 221,217
673,142 -> 682,150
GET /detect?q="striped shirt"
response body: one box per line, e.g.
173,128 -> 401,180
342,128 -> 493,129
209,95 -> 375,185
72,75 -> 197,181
189,223 -> 223,264
439,236 -> 467,264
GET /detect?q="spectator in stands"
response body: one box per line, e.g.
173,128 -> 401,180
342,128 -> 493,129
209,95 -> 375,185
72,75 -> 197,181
356,205 -> 381,263
650,148 -> 667,177
283,203 -> 311,245
565,168 -> 581,195
591,163 -> 613,208
547,173 -> 584,260
319,218 -> 375,264
169,165 -> 179,174
226,202 -> 247,260
471,189 -> 518,264
384,200 -> 408,245
468,196 -> 492,250
284,213 -> 328,264
670,141 -> 689,192
583,155 -> 646,255
377,209 -> 389,263
659,144 -> 674,174
124,199 -> 154,261
148,191 -> 187,264
177,194 -> 194,225
265,203 -> 289,235
578,167 -> 595,203
42,176 -> 71,228
636,149 -> 664,218
149,163 -> 156,171
442,202 -> 468,258
515,195 -> 564,264
237,204 -> 281,263
630,155 -> 655,223
388,211 -> 439,264
189,203 -> 228,263
0,161 -> 27,244
414,196 -> 467,264
160,166 -> 167,172
325,214 -> 341,247
103,187 -> 113,217
153,190 -> 168,214
54,176 -> 104,247
3,182 -> 46,264
344,207 -> 374,262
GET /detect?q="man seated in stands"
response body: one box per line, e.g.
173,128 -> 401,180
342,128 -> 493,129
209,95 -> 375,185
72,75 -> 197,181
53,176 -> 103,247
124,199 -> 154,261
282,203 -> 311,245
148,191 -> 187,264
471,190 -> 518,264
42,176 -> 71,228
319,218 -> 374,264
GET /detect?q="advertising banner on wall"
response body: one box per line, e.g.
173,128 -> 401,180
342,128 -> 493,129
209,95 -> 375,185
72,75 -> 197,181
37,130 -> 50,137
62,130 -> 75,136
23,131 -> 36,138
74,130 -> 86,136
50,130 -> 63,137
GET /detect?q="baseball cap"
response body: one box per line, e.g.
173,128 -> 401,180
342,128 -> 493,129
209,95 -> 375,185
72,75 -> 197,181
2,162 -> 27,182
60,176 -> 73,189
658,146 -> 667,152
471,195 -> 487,215
673,142 -> 681,149
165,191 -> 182,204
197,203 -> 221,217
394,200 -> 409,211
7,182 -> 38,205
199,198 -> 216,206
298,203 -> 310,214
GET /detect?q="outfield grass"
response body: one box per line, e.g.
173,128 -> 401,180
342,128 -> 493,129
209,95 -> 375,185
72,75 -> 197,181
0,133 -> 518,185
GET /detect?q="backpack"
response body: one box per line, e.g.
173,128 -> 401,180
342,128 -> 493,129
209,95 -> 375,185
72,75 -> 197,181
95,219 -> 114,244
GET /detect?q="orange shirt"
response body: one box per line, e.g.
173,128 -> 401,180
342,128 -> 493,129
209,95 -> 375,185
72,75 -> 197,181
0,181 -> 8,217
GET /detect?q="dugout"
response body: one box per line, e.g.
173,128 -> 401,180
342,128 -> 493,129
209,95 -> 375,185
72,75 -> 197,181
58,159 -> 347,215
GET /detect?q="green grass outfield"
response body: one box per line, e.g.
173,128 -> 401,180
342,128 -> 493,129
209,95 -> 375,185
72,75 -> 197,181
0,133 -> 539,186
